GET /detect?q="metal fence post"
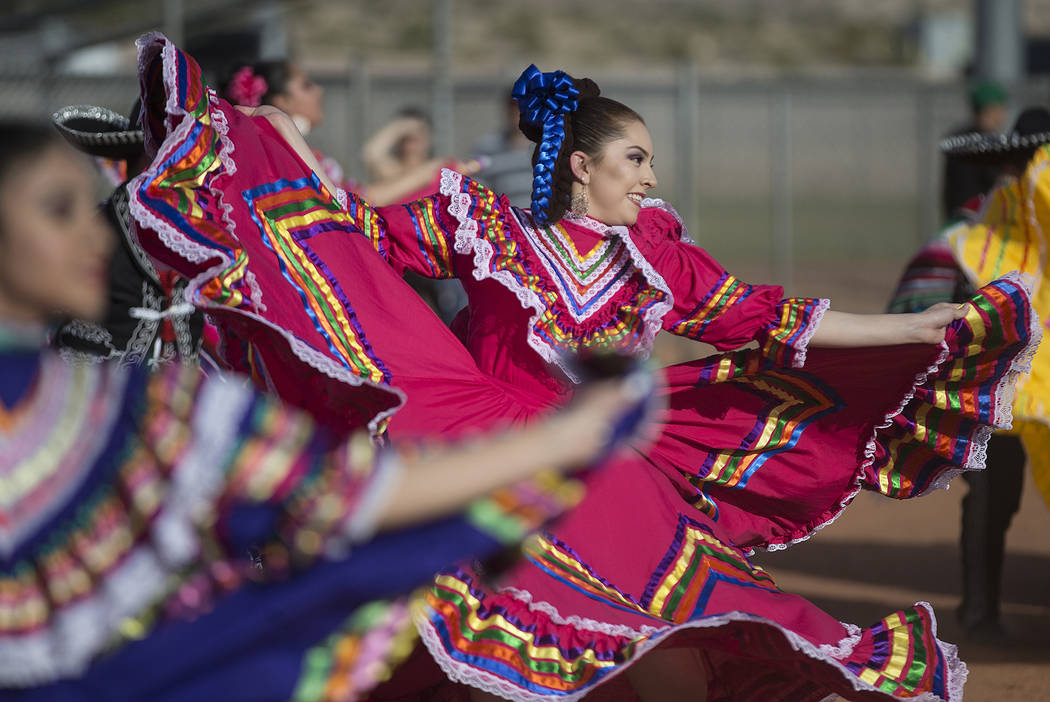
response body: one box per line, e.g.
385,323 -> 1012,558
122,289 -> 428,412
770,87 -> 794,292
256,0 -> 288,61
162,0 -> 184,47
915,84 -> 937,243
352,56 -> 370,177
675,61 -> 699,239
431,0 -> 454,155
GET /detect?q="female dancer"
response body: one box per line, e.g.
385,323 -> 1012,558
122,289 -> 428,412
0,120 -> 647,701
353,68 -> 1041,701
131,35 -> 1035,702
222,59 -> 355,191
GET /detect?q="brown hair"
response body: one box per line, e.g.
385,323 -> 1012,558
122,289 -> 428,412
0,121 -> 62,190
519,78 -> 644,223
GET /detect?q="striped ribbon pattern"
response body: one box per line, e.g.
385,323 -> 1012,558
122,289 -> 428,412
419,514 -> 953,700
445,176 -> 670,357
244,178 -> 392,386
865,275 -> 1035,498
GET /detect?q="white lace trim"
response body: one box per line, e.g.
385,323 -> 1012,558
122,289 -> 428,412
442,169 -> 675,383
126,32 -> 404,438
615,229 -> 676,359
499,583 -> 860,657
334,187 -> 349,211
757,271 -> 1041,553
638,195 -> 825,369
415,598 -> 964,702
639,197 -> 695,245
789,297 -> 831,368
444,170 -> 571,378
818,621 -> 862,659
496,587 -> 661,638
511,210 -> 632,324
0,375 -> 252,687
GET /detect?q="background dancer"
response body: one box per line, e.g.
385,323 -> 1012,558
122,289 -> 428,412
50,102 -> 207,367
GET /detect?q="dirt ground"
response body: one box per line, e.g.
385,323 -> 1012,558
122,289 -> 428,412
750,471 -> 1050,702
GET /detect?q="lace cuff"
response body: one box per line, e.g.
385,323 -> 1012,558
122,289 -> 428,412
759,297 -> 830,368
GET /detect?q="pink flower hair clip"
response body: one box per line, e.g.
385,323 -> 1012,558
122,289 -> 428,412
229,66 -> 268,107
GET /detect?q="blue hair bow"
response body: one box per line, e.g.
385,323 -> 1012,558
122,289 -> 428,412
512,65 -> 580,225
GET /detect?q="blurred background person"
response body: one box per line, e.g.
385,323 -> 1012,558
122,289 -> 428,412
471,91 -> 534,207
50,101 -> 207,367
892,106 -> 1050,644
361,106 -> 485,206
361,106 -> 482,322
941,80 -> 1009,220
222,59 -> 358,192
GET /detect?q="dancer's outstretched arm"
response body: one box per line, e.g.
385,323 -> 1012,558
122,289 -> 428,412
378,379 -> 638,531
809,303 -> 969,348
243,105 -> 968,352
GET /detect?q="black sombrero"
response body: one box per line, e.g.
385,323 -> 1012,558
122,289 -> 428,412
940,107 -> 1050,163
51,103 -> 144,160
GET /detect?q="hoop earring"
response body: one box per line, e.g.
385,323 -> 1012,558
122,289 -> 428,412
570,189 -> 589,218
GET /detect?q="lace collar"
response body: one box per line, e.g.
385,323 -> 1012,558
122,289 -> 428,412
561,212 -> 630,240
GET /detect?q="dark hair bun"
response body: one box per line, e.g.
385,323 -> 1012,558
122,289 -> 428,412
574,77 -> 601,101
518,115 -> 543,144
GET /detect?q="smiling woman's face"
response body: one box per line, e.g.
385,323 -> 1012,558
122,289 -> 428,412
572,119 -> 657,227
0,142 -> 112,324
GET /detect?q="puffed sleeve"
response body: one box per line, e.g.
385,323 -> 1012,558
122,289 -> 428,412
336,186 -> 458,280
336,170 -> 513,281
636,204 -> 829,368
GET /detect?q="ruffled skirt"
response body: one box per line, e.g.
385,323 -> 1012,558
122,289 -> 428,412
398,277 -> 1036,702
129,34 -> 1038,702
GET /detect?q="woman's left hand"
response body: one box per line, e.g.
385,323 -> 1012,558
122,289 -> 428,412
234,104 -> 297,137
908,302 -> 970,344
234,105 -> 339,196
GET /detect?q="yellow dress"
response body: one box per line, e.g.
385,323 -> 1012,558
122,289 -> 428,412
949,145 -> 1050,508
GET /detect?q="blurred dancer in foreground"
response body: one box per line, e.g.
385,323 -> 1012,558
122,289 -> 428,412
0,120 -> 650,701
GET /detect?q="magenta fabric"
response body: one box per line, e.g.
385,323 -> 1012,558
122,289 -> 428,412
128,35 -> 1039,702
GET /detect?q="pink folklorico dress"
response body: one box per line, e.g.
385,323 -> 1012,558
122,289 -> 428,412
129,35 -> 1037,702
361,172 -> 1038,702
